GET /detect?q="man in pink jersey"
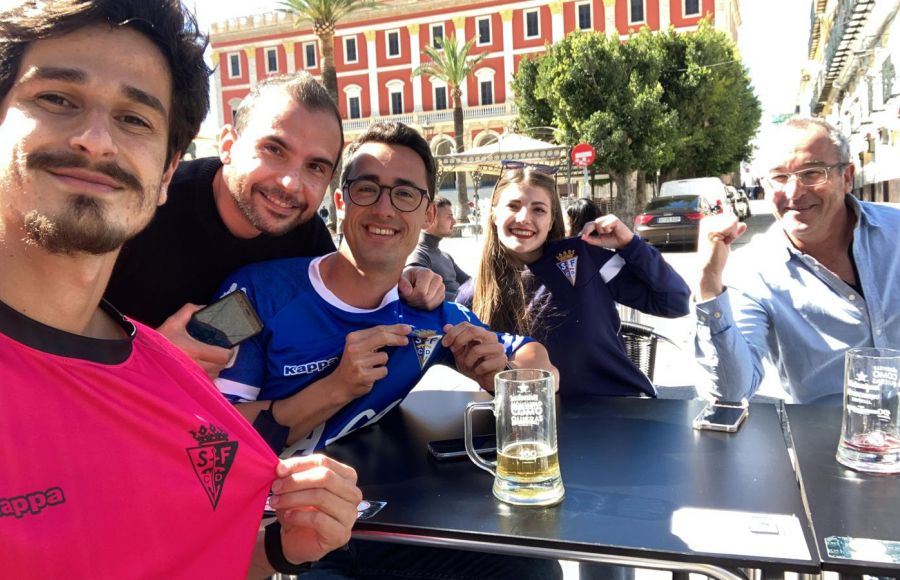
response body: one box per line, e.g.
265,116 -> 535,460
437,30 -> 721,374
0,1 -> 361,577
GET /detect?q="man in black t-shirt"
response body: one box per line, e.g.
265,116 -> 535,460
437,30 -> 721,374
106,73 -> 443,377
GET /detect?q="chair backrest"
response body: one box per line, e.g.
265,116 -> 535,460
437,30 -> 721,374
619,321 -> 659,382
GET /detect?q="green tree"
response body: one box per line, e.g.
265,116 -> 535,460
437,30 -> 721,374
279,0 -> 378,103
656,20 -> 761,181
514,30 -> 676,222
413,35 -> 487,222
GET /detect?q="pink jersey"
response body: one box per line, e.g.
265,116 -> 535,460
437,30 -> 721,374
0,302 -> 278,578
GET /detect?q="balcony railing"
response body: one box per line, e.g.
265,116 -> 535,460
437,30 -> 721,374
342,103 -> 518,133
812,0 -> 876,112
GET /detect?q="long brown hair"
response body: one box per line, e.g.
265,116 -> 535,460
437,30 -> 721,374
473,167 -> 565,335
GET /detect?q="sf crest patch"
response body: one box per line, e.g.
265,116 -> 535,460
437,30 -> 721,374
411,329 -> 442,369
186,423 -> 238,510
555,249 -> 578,286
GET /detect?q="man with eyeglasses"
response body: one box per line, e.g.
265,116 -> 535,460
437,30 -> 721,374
211,121 -> 556,456
693,116 -> 900,405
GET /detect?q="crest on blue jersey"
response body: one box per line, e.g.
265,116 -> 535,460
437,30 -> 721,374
555,249 -> 578,286
411,329 -> 442,369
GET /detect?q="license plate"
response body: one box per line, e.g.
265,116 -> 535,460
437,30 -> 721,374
656,216 -> 681,224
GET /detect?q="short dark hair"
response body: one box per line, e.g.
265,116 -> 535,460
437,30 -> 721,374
233,72 -> 344,169
0,0 -> 210,167
565,198 -> 601,235
341,121 -> 437,197
433,195 -> 452,209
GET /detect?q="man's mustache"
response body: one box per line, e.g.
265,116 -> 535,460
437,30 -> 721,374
26,151 -> 144,193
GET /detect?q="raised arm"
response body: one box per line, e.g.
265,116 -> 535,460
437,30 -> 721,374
580,215 -> 690,317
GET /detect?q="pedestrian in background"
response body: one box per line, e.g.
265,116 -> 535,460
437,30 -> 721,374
407,195 -> 471,300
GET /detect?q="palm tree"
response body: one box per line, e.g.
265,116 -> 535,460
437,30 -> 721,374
279,0 -> 378,103
279,0 -> 379,230
413,35 -> 487,223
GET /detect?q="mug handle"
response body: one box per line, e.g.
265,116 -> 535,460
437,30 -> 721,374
464,401 -> 496,476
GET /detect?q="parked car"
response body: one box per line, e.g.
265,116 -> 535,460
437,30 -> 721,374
634,194 -> 716,251
727,186 -> 751,221
659,177 -> 728,214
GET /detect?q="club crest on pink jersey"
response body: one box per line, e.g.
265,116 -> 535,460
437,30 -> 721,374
186,423 -> 238,509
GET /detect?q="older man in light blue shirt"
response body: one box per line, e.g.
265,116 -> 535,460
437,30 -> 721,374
694,117 -> 900,405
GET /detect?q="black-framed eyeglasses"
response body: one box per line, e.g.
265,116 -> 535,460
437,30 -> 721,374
762,164 -> 846,191
500,159 -> 560,175
343,178 -> 431,212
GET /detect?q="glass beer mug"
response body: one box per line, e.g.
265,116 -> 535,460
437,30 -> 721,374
464,369 -> 565,506
836,347 -> 900,474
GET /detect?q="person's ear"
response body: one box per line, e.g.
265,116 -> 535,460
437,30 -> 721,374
218,125 -> 237,165
157,157 -> 180,207
423,200 -> 436,229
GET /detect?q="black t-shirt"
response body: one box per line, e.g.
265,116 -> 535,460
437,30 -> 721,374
105,157 -> 336,328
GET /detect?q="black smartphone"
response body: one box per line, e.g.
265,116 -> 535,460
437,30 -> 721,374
428,435 -> 496,461
186,291 -> 264,349
692,402 -> 749,433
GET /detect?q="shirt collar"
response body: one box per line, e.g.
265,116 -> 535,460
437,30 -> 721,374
0,298 -> 135,364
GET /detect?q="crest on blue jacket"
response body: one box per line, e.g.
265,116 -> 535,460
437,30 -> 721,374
555,249 -> 578,286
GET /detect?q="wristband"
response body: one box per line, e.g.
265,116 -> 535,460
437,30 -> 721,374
264,521 -> 313,574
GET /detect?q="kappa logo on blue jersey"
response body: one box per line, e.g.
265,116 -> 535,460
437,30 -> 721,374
285,357 -> 339,376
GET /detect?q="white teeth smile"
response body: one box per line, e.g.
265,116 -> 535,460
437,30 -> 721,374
367,226 -> 397,236
262,192 -> 295,209
510,229 -> 534,237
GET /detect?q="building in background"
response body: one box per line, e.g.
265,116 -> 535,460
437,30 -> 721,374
208,0 -> 740,158
799,0 -> 900,202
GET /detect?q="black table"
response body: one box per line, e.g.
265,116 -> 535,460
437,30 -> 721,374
322,392 -> 819,577
785,404 -> 900,576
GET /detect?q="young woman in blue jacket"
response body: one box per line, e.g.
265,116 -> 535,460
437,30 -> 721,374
457,166 -> 690,396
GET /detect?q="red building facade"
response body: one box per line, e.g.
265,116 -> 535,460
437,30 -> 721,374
210,0 -> 738,152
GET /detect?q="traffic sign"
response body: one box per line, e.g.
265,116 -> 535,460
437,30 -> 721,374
571,143 -> 596,167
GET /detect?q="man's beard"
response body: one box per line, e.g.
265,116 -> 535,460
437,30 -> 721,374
21,151 -> 155,255
232,180 -> 309,237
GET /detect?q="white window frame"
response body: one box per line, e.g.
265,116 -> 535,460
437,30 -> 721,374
227,52 -> 241,78
343,36 -> 359,64
303,41 -> 317,69
430,23 -> 445,48
476,16 -> 492,46
386,29 -> 401,59
264,47 -> 279,74
432,80 -> 448,110
386,80 -> 405,115
575,1 -> 593,30
683,0 -> 701,17
628,0 -> 646,24
474,68 -> 495,106
524,9 -> 541,39
228,98 -> 242,124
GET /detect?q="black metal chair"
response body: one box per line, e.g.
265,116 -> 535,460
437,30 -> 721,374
619,321 -> 698,400
619,321 -> 661,382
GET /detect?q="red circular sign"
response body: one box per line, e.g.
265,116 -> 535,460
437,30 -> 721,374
571,143 -> 596,167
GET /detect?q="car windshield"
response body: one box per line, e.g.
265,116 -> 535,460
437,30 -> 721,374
644,196 -> 699,211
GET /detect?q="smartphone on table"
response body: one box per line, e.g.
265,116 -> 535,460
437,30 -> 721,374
186,291 -> 263,349
692,401 -> 749,433
428,435 -> 496,461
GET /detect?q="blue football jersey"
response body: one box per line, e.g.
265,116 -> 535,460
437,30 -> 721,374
214,255 -> 530,455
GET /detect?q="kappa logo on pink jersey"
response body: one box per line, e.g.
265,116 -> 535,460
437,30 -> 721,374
186,423 -> 238,510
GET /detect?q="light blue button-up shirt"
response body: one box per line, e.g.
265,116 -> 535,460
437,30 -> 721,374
694,196 -> 900,405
